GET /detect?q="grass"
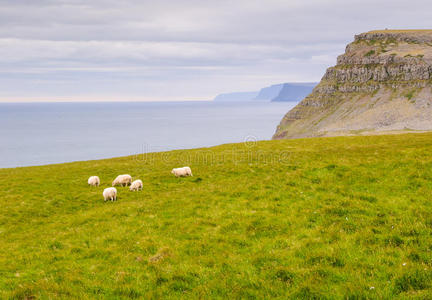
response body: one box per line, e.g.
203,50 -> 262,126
364,50 -> 376,57
405,89 -> 417,101
2,133 -> 432,299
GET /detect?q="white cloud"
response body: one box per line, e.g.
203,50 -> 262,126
0,0 -> 431,101
0,38 -> 342,64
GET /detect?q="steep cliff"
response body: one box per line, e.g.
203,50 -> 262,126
271,82 -> 317,102
273,30 -> 432,139
254,83 -> 284,100
213,83 -> 283,101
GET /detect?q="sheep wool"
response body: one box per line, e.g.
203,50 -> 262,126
88,176 -> 100,186
130,179 -> 143,191
112,174 -> 132,186
103,187 -> 117,201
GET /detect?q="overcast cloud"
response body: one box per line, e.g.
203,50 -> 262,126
0,0 -> 431,101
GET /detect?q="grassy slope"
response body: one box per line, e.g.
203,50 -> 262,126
1,133 -> 432,299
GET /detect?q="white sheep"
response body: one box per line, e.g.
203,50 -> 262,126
130,179 -> 143,191
171,167 -> 193,177
183,166 -> 193,176
112,174 -> 132,186
103,187 -> 117,201
171,167 -> 187,177
88,176 -> 100,186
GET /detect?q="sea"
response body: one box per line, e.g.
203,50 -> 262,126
0,101 -> 297,168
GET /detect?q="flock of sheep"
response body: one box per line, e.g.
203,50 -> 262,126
87,166 -> 193,201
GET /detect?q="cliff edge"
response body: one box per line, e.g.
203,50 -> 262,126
273,30 -> 432,139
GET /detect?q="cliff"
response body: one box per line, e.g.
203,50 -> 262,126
214,82 -> 315,102
271,82 -> 317,102
254,83 -> 284,100
273,30 -> 432,139
213,83 -> 282,101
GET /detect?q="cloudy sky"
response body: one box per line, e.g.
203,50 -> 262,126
0,0 -> 431,102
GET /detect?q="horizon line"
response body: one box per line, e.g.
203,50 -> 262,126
0,98 -> 214,104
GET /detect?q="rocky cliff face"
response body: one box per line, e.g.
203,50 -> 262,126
273,30 -> 432,139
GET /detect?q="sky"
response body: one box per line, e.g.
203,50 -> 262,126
0,0 -> 431,102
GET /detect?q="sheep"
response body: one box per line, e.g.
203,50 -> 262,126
171,167 -> 187,177
183,166 -> 193,176
88,176 -> 100,186
103,187 -> 117,201
171,167 -> 193,177
130,179 -> 143,191
112,174 -> 132,186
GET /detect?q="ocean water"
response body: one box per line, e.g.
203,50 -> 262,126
0,101 -> 296,168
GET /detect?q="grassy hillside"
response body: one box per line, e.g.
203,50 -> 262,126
1,133 -> 432,299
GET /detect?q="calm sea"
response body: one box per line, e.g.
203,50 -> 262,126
0,101 -> 296,168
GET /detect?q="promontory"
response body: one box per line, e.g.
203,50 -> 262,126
274,30 -> 432,139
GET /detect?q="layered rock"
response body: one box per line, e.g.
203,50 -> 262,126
273,30 -> 432,139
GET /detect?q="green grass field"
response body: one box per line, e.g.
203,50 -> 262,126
2,133 -> 432,299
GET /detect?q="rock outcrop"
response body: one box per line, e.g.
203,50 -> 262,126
273,30 -> 432,139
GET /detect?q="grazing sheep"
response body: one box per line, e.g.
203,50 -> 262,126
112,174 -> 132,186
183,166 -> 193,176
171,167 -> 187,177
88,176 -> 100,186
103,187 -> 117,201
171,167 -> 193,177
130,179 -> 143,191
